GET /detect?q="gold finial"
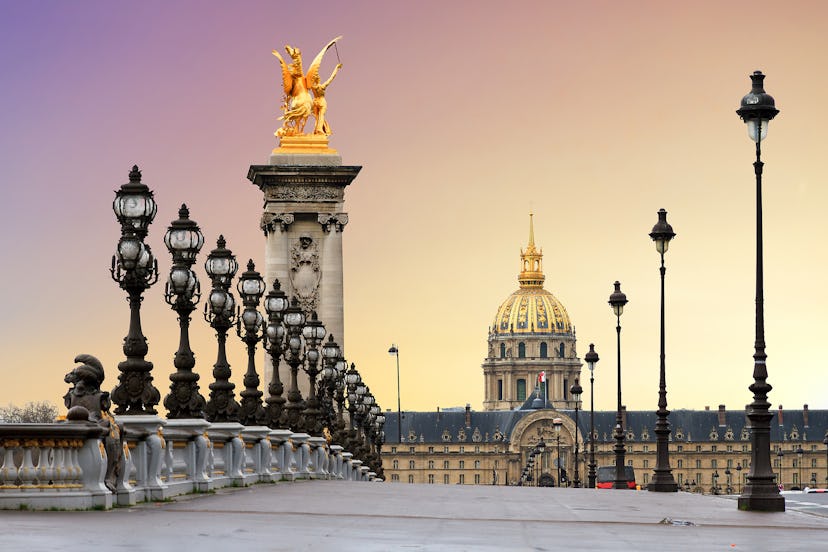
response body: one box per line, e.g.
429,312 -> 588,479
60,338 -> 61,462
519,214 -> 544,288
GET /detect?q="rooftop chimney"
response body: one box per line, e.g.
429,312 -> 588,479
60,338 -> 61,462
465,404 -> 471,428
718,405 -> 727,427
777,405 -> 784,426
803,404 -> 810,428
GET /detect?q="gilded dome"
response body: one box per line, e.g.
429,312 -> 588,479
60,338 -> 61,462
491,215 -> 573,335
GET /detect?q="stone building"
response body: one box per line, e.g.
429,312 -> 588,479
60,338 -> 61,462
382,217 -> 828,491
482,214 -> 581,411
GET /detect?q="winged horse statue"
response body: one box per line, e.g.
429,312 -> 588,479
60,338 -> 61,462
272,36 -> 343,137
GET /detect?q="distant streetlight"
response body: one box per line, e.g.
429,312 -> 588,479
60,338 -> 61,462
553,417 -> 563,487
570,379 -> 583,488
608,281 -> 628,489
649,209 -> 678,493
389,344 -> 402,443
735,70 -> 784,512
585,344 -> 599,489
795,445 -> 804,490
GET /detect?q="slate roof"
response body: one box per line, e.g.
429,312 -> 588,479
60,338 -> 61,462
385,406 -> 828,445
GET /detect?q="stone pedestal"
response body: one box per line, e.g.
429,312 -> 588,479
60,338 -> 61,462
248,155 -> 361,401
116,414 -> 167,502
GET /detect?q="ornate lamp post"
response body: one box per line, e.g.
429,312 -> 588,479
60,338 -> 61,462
163,204 -> 206,418
570,379 -> 583,488
795,445 -> 804,490
236,260 -> 267,426
320,335 -> 342,433
824,433 -> 828,486
648,208 -> 678,492
344,363 -> 362,449
203,236 -> 240,423
110,165 -> 160,415
263,280 -> 289,428
608,281 -> 629,489
777,449 -> 784,489
388,344 -> 402,443
725,468 -> 733,494
736,462 -> 743,493
736,70 -> 784,512
585,344 -> 599,488
332,356 -> 349,444
553,417 -> 563,487
281,298 -> 308,430
300,312 -> 327,435
713,470 -> 720,495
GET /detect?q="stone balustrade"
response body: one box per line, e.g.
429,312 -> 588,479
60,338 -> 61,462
0,419 -> 377,510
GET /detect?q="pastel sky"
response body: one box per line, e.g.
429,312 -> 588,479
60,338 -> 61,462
1,0 -> 826,415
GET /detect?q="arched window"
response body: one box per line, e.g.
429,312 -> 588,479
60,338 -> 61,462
517,379 -> 527,401
500,343 -> 506,358
540,343 -> 548,358
559,343 -> 565,358
518,342 -> 526,358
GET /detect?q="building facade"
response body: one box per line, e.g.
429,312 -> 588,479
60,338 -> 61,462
482,215 -> 581,411
382,217 -> 828,491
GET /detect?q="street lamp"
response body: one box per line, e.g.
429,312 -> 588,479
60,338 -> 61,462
608,281 -> 628,489
649,209 -> 678,492
163,204 -> 206,419
777,449 -> 784,489
553,417 -> 563,487
824,433 -> 828,486
736,462 -> 743,494
110,165 -> 160,415
795,445 -> 804,490
725,468 -> 733,494
389,344 -> 402,443
203,235 -> 240,423
570,379 -> 583,488
735,70 -> 784,512
713,470 -> 720,495
263,279 -> 289,428
236,260 -> 267,426
300,311 -> 327,435
585,344 -> 599,488
282,297 -> 308,430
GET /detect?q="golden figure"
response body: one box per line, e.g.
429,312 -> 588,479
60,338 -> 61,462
272,36 -> 342,138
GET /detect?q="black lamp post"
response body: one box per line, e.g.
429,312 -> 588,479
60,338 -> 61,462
203,235 -> 240,423
332,356 -> 349,445
236,260 -> 267,426
608,281 -> 628,489
263,280 -> 289,428
320,335 -> 342,434
282,298 -> 308,431
110,165 -> 160,415
735,70 -> 785,512
344,363 -> 362,450
777,449 -> 784,488
824,433 -> 828,486
736,462 -> 743,494
585,344 -> 599,488
713,470 -> 720,495
570,379 -> 583,488
163,204 -> 206,419
553,417 -> 563,487
388,344 -> 402,443
795,445 -> 804,490
648,209 -> 678,492
300,312 -> 327,435
725,468 -> 733,494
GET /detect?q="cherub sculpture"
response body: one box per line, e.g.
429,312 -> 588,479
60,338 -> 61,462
272,36 -> 343,137
63,354 -> 124,493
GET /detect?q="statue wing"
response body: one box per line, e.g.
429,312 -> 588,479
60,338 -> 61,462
305,36 -> 341,89
271,49 -> 293,95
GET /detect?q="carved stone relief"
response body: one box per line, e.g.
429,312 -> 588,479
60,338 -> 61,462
289,235 -> 321,315
260,212 -> 295,235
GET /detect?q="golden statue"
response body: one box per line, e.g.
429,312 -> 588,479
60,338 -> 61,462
272,36 -> 342,139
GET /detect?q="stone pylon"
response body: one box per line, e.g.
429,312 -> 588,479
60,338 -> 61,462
248,148 -> 360,401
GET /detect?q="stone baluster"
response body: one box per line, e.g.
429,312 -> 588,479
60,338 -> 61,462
329,444 -> 343,479
268,429 -> 292,480
0,440 -> 20,486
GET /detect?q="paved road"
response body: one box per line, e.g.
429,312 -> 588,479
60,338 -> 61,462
2,482 -> 827,551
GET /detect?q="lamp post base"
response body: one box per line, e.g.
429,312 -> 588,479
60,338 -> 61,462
648,477 -> 679,492
738,493 -> 785,512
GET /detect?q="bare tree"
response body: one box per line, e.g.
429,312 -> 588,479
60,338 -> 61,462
0,401 -> 59,423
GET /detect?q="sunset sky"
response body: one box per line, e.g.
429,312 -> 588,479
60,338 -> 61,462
1,1 -> 826,416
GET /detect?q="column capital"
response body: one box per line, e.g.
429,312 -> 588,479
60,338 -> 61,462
318,213 -> 349,233
261,212 -> 295,235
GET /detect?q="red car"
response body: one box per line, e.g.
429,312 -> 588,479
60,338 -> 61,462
596,466 -> 637,489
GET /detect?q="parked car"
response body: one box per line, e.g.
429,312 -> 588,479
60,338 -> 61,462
596,466 -> 636,489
